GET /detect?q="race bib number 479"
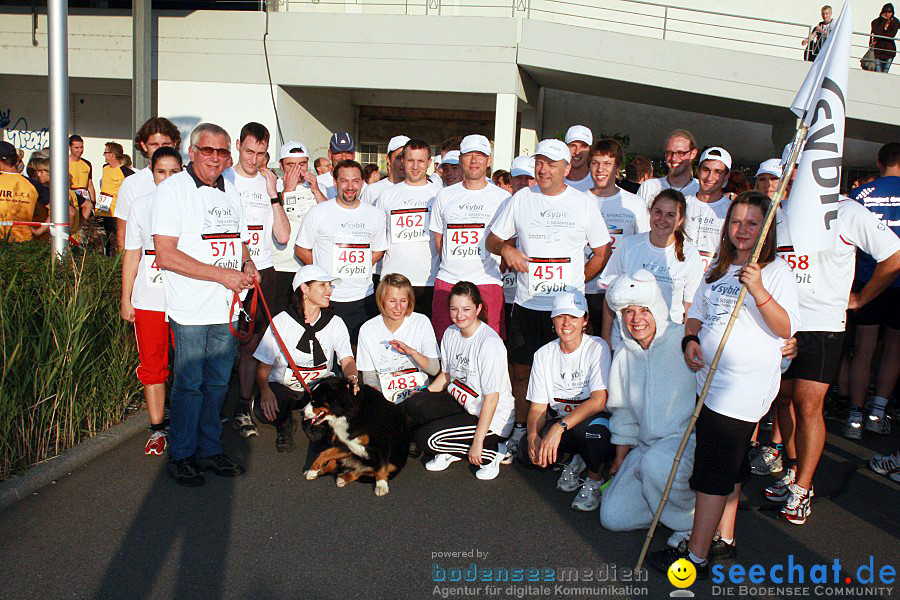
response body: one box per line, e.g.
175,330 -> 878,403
528,257 -> 572,296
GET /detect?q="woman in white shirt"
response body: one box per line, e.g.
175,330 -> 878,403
356,273 -> 441,402
600,188 -> 703,351
519,290 -> 613,512
120,147 -> 183,456
648,191 -> 799,576
400,281 -> 515,480
253,264 -> 357,453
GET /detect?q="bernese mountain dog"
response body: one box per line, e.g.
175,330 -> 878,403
302,376 -> 409,496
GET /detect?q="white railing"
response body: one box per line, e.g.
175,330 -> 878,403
274,0 -> 893,70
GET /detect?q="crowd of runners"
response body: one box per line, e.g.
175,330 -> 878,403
1,113 -> 898,579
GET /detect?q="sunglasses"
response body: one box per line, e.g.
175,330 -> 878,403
193,144 -> 231,158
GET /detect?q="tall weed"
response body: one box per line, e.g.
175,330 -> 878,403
0,243 -> 140,480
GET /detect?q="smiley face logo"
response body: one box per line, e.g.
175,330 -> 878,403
667,558 -> 696,588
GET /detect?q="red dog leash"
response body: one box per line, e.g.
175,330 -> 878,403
229,283 -> 314,396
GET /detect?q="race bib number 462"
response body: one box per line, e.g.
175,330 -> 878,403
390,208 -> 428,243
528,257 -> 572,296
446,223 -> 484,261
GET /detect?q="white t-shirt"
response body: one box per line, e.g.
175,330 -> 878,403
316,171 -> 336,200
114,167 -> 155,220
124,191 -> 165,312
429,173 -> 443,187
490,186 -> 611,310
564,173 -> 594,192
776,199 -> 900,332
224,168 -> 275,270
637,176 -> 700,207
272,182 -> 318,273
360,177 -> 394,206
687,259 -> 800,422
254,311 -> 353,392
440,322 -> 515,437
585,187 -> 651,293
296,200 -> 388,302
684,194 -> 731,270
430,181 -> 509,286
600,232 -> 704,325
376,181 -> 442,287
527,335 -> 611,418
356,313 -> 440,402
151,168 -> 248,325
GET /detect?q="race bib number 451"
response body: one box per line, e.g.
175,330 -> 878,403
390,208 -> 428,243
528,257 -> 572,296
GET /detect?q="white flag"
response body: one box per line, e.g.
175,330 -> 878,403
785,1 -> 851,254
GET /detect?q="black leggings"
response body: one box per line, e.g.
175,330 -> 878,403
516,413 -> 613,473
400,390 -> 501,463
252,381 -> 309,432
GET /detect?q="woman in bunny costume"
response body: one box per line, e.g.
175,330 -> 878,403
599,269 -> 696,538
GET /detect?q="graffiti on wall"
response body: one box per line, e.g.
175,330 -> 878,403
1,109 -> 50,153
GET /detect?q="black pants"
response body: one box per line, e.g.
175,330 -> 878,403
101,216 -> 117,256
330,294 -> 378,346
252,381 -> 309,432
400,390 -> 500,463
516,414 -> 613,473
413,286 -> 434,319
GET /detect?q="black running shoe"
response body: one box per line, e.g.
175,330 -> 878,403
195,453 -> 245,477
709,538 -> 737,561
168,458 -> 205,487
647,546 -> 709,580
276,417 -> 296,454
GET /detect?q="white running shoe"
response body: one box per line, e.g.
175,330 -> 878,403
425,453 -> 461,472
869,450 -> 900,482
557,454 -> 587,492
864,412 -> 892,435
571,478 -> 603,511
475,452 -> 503,481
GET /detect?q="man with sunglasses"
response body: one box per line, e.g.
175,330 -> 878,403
637,129 -> 700,207
152,122 -> 256,487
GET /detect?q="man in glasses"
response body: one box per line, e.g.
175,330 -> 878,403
152,122 -> 255,487
637,129 -> 700,206
224,122 -> 290,440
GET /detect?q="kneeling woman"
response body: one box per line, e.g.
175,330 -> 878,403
401,282 -> 514,480
356,273 -> 441,403
518,290 -> 614,512
253,264 -> 358,452
648,191 -> 799,576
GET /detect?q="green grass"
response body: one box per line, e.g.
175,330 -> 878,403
0,243 -> 141,480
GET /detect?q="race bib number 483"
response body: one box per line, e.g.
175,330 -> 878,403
379,368 -> 426,403
390,208 -> 428,243
528,257 -> 572,296
446,223 -> 484,261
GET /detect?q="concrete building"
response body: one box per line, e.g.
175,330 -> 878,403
2,0 -> 899,187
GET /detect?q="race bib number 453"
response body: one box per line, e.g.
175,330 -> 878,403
390,208 -> 428,243
528,257 -> 572,296
446,223 -> 484,261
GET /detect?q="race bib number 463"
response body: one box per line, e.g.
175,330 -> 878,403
390,208 -> 428,243
528,257 -> 572,296
332,243 -> 371,279
446,223 -> 484,261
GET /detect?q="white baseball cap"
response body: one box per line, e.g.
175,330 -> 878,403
510,156 -> 535,178
565,125 -> 593,146
433,155 -> 443,167
387,135 -> 411,154
441,150 -> 461,165
756,158 -> 783,179
279,141 -> 308,160
698,146 -> 732,171
550,289 -> 589,319
460,135 -> 492,156
533,139 -> 570,163
292,264 -> 340,291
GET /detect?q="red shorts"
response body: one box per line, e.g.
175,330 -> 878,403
134,308 -> 171,385
432,279 -> 505,342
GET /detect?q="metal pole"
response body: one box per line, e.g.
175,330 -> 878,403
48,0 -> 69,260
133,0 -> 152,169
634,123 -> 810,573
662,6 -> 668,40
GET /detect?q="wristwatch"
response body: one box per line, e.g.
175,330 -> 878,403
558,419 -> 569,431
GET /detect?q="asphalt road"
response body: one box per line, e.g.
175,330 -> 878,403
1,409 -> 897,600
